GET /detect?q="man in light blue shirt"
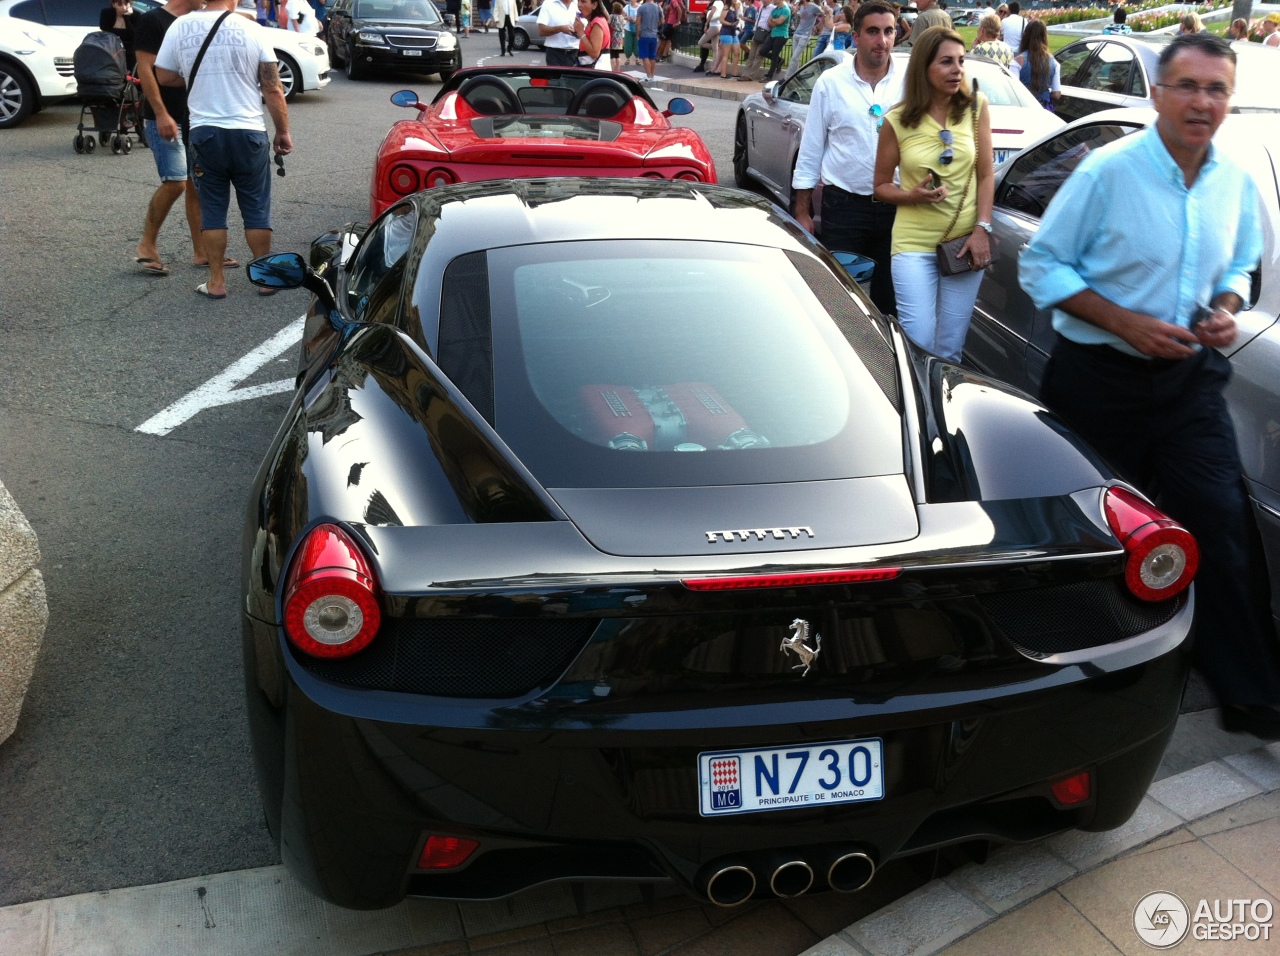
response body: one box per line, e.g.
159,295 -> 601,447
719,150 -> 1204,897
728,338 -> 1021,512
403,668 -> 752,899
1020,32 -> 1280,738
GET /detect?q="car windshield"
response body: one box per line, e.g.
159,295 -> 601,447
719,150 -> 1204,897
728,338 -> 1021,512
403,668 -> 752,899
967,60 -> 1041,110
355,0 -> 444,23
484,240 -> 903,489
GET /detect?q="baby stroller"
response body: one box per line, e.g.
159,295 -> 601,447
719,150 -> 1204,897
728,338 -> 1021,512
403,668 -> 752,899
72,32 -> 146,154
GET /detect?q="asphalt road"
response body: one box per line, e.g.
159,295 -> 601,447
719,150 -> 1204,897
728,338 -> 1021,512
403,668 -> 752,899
0,35 -> 739,908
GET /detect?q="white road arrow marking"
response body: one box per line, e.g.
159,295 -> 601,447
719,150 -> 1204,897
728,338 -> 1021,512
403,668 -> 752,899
136,317 -> 306,436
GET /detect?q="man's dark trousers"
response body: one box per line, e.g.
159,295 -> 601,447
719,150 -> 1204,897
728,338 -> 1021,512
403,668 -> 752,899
1042,336 -> 1280,707
820,185 -> 897,316
546,47 -> 579,65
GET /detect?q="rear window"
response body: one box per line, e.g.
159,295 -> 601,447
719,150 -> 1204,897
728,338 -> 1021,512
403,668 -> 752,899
485,240 -> 903,489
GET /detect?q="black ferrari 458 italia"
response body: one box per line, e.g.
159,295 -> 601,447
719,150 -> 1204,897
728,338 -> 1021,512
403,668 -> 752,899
242,179 -> 1198,910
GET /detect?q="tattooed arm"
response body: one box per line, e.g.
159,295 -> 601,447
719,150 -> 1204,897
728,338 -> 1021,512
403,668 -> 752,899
259,60 -> 293,155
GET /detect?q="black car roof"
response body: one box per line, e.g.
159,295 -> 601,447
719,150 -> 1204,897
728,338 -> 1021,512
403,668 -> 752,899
401,179 -> 816,257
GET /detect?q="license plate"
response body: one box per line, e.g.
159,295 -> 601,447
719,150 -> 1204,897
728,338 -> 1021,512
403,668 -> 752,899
402,49 -> 423,56
993,148 -> 1011,165
698,738 -> 884,816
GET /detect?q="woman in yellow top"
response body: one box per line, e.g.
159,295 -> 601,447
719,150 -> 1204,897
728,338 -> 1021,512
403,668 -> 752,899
872,26 -> 994,362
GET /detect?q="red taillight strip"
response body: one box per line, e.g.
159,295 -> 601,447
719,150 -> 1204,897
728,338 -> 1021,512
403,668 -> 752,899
682,568 -> 902,591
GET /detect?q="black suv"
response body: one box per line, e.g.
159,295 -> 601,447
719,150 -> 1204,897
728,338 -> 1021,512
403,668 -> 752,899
326,0 -> 460,82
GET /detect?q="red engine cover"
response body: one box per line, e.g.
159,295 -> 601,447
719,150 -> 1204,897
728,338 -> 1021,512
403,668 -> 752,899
578,382 -> 750,451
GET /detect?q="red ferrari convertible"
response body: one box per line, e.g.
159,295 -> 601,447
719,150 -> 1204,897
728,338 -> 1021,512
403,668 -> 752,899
371,67 -> 717,219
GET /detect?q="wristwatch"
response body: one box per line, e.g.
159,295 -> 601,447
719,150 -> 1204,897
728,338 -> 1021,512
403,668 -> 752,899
975,220 -> 993,234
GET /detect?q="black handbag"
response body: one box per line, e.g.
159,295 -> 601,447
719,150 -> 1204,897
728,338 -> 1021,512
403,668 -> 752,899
934,82 -> 999,276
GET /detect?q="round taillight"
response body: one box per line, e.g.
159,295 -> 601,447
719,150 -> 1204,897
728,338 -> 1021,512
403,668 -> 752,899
283,524 -> 382,658
425,167 -> 456,188
1103,487 -> 1199,602
675,170 -> 701,181
389,164 -> 419,195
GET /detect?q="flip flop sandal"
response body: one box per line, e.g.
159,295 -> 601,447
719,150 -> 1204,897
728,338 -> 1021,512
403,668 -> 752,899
135,256 -> 170,277
256,287 -> 278,297
195,282 -> 227,300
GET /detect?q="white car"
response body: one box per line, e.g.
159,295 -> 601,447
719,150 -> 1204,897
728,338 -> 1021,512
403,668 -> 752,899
0,15 -> 78,128
734,49 -> 1065,211
0,0 -> 330,100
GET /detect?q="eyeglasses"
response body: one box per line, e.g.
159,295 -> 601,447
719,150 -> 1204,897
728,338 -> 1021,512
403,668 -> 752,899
938,128 -> 953,166
1157,80 -> 1233,102
868,103 -> 884,131
274,153 -> 286,178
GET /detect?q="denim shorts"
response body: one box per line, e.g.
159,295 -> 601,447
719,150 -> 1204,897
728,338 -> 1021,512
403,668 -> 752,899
188,126 -> 272,232
145,119 -> 188,182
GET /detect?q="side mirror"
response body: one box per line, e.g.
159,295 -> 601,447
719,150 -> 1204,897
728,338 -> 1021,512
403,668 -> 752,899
248,252 -> 339,314
762,81 -> 778,102
391,89 -> 424,109
248,251 -> 307,288
663,96 -> 695,117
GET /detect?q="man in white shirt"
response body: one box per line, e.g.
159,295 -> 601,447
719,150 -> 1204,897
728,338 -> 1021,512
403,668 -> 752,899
1001,0 -> 1024,50
156,0 -> 292,299
538,0 -> 582,65
283,0 -> 320,34
792,0 -> 903,314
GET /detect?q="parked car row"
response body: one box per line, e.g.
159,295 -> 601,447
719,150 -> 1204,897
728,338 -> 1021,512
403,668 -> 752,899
0,0 -> 331,128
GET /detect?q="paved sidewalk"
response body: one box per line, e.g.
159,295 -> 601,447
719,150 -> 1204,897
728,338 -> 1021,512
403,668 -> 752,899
806,740 -> 1280,956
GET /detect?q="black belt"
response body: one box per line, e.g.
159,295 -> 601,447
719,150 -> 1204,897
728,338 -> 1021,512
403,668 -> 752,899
1054,333 -> 1199,374
824,184 -> 882,203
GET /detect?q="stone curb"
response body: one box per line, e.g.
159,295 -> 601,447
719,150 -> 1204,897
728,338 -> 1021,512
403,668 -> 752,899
652,51 -> 758,102
0,479 -> 48,746
801,741 -> 1280,956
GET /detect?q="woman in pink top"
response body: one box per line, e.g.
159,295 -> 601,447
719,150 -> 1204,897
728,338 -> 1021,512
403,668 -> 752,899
577,0 -> 613,67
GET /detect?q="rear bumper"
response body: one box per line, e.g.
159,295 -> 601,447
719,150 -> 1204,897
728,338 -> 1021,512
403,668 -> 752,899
244,603 -> 1192,909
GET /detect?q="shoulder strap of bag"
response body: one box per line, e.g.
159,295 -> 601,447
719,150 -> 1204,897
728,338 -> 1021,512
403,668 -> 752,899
940,83 -> 982,243
188,10 -> 233,93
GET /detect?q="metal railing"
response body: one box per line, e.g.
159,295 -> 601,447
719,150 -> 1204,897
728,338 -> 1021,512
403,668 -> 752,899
674,20 -> 817,70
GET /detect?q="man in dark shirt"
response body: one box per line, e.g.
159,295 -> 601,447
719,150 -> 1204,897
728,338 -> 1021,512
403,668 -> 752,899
132,0 -> 222,276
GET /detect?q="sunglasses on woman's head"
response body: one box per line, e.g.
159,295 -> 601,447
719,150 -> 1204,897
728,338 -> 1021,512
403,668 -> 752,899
938,128 -> 953,166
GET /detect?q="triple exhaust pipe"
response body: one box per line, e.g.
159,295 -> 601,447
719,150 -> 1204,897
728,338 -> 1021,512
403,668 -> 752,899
701,850 -> 876,907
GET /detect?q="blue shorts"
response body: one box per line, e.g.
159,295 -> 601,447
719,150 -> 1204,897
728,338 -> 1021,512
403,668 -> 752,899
145,119 -> 189,182
638,35 -> 658,59
188,126 -> 273,232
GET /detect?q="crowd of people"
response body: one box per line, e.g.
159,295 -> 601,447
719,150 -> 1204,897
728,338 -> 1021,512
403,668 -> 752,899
795,15 -> 1280,735
553,0 -> 1053,85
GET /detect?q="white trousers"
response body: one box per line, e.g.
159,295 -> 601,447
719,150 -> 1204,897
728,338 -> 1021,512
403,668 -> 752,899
891,251 -> 985,362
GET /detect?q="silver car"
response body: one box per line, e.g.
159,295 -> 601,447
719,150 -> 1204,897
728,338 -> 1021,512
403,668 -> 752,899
1052,34 -> 1280,125
964,109 -> 1280,621
513,4 -> 546,50
733,49 -> 1064,212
